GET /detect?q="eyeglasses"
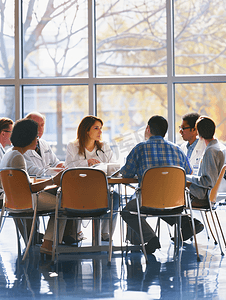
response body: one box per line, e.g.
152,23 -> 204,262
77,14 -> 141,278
179,126 -> 191,131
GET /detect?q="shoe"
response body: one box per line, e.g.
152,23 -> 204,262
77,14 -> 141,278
77,231 -> 86,241
40,247 -> 52,256
63,232 -> 86,245
101,233 -> 110,241
182,219 -> 204,241
37,233 -> 44,244
63,235 -> 78,245
145,237 -> 161,254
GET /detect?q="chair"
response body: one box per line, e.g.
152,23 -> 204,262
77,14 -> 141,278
188,164 -> 226,255
133,165 -> 200,263
52,168 -> 114,265
0,168 -> 52,262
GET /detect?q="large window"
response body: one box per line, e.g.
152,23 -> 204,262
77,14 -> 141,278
96,0 -> 167,77
0,0 -> 225,160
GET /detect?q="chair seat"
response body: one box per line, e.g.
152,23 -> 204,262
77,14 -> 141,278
64,207 -> 109,217
140,205 -> 185,215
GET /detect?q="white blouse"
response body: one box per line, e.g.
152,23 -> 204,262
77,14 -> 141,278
65,140 -> 116,168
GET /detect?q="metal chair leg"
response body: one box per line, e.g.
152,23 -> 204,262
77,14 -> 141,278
22,205 -> 38,262
214,211 -> 226,247
205,212 -> 218,244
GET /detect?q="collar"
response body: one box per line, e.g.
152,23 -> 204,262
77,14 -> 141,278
147,135 -> 164,141
186,138 -> 198,149
206,139 -> 218,148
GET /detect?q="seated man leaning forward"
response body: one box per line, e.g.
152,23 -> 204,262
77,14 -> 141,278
186,116 -> 226,208
0,118 -> 65,255
120,115 -> 204,254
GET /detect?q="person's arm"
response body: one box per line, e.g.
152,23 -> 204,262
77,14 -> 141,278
56,162 -> 65,168
40,139 -> 60,168
30,170 -> 64,193
120,149 -> 137,178
188,148 -> 224,199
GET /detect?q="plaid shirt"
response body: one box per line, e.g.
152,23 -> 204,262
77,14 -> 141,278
121,136 -> 192,185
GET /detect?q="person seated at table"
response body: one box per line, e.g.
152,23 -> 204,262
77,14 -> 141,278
0,117 -> 14,208
0,118 -> 65,255
120,115 -> 204,254
186,116 -> 226,208
65,115 -> 120,241
179,112 -> 206,175
23,111 -> 81,245
24,111 -> 65,176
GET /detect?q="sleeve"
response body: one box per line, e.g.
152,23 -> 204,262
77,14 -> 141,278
120,148 -> 137,178
41,140 -> 60,168
187,148 -> 224,199
65,142 -> 88,168
12,154 -> 27,170
183,155 -> 193,175
49,150 -> 60,167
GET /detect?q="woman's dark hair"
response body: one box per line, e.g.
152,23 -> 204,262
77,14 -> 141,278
196,116 -> 215,139
148,115 -> 168,137
77,115 -> 103,156
10,119 -> 38,147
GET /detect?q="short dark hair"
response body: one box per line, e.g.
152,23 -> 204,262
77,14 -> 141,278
10,119 -> 38,147
148,115 -> 168,137
196,116 -> 215,139
0,118 -> 13,133
182,113 -> 200,128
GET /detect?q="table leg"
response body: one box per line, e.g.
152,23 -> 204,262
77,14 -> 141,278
92,218 -> 101,246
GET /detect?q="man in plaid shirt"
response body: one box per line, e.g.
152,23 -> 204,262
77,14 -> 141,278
120,115 -> 204,254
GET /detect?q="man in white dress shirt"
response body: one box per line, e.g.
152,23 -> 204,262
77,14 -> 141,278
0,117 -> 13,208
23,112 -> 64,177
179,113 -> 206,175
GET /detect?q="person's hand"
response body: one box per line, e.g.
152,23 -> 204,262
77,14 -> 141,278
88,158 -> 100,167
52,170 -> 64,186
56,162 -> 65,168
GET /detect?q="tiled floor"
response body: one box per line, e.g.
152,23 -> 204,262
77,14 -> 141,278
1,206 -> 226,300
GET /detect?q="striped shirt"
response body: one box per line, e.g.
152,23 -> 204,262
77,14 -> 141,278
121,136 -> 192,185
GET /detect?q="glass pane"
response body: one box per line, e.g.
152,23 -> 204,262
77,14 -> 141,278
175,83 -> 226,145
0,86 -> 15,120
97,84 -> 167,164
96,0 -> 167,77
174,0 -> 226,75
22,0 -> 88,78
23,85 -> 89,160
0,0 -> 14,78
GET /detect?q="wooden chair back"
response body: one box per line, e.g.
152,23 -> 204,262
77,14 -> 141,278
60,168 -> 109,211
140,166 -> 186,209
209,164 -> 226,203
0,168 -> 33,210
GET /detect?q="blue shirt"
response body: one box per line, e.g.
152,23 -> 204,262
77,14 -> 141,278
120,136 -> 192,185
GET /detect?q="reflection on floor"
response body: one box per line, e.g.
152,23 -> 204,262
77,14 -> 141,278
1,207 -> 226,300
